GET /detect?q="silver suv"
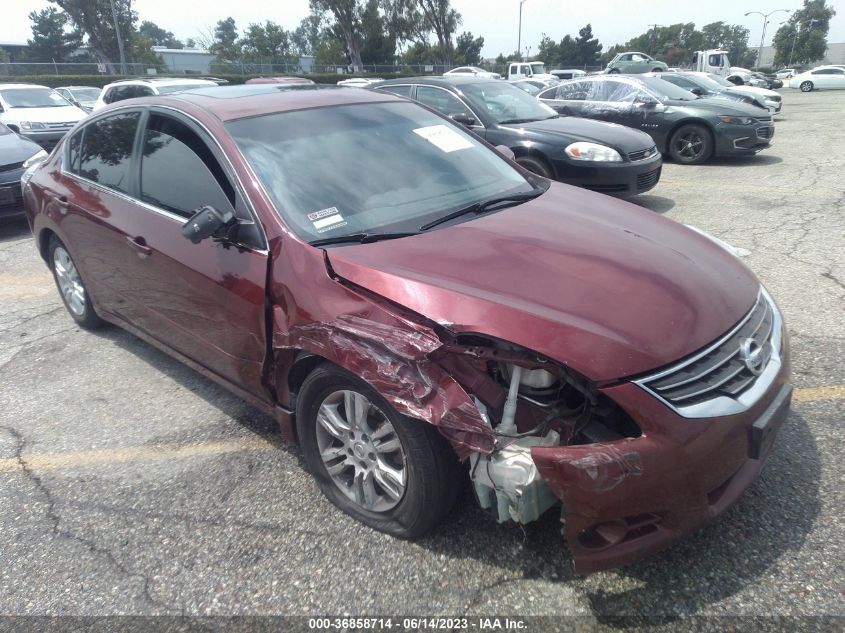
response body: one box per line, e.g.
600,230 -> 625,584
606,52 -> 668,74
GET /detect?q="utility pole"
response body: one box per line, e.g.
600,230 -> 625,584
745,9 -> 790,70
518,0 -> 527,61
788,18 -> 819,67
647,24 -> 663,57
108,0 -> 128,75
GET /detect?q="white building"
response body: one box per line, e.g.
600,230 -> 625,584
758,41 -> 845,67
152,47 -> 216,74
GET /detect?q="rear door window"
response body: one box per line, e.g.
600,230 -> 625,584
77,111 -> 141,193
555,82 -> 589,100
139,113 -> 235,219
379,85 -> 412,98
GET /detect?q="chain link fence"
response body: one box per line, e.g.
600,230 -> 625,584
0,61 -> 153,77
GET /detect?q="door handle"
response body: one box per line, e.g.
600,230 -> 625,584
56,195 -> 69,215
126,235 -> 153,258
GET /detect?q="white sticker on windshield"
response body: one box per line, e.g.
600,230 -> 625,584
413,124 -> 474,153
308,207 -> 347,232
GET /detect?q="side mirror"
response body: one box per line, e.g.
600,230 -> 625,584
495,145 -> 515,160
450,112 -> 477,126
636,96 -> 658,107
690,87 -> 704,96
181,205 -> 235,244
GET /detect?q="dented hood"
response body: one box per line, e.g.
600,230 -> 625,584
326,183 -> 759,382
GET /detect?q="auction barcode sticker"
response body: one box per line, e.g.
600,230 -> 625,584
413,125 -> 475,152
308,207 -> 347,232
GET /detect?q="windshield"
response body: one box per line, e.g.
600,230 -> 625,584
707,74 -> 734,88
156,83 -> 208,94
684,75 -> 727,92
636,76 -> 700,101
69,87 -> 101,101
0,88 -> 71,108
530,62 -> 547,74
512,81 -> 542,96
227,102 -> 534,242
459,81 -> 557,124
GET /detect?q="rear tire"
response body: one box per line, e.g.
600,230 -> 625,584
800,81 -> 813,92
668,124 -> 713,165
296,363 -> 461,538
48,236 -> 104,329
515,155 -> 554,179
607,68 -> 620,74
651,68 -> 663,72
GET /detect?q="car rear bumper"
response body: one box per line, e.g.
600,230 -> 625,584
531,346 -> 791,573
551,152 -> 663,197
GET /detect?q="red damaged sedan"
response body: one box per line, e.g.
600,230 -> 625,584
22,85 -> 791,572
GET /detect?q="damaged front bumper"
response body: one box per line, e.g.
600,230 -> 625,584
531,358 -> 792,573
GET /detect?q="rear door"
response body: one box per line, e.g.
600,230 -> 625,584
122,109 -> 270,397
538,81 -> 590,115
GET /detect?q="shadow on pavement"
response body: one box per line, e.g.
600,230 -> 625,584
0,216 -> 31,244
630,194 -> 675,214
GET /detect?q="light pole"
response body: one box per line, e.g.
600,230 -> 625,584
745,9 -> 790,70
518,0 -> 527,61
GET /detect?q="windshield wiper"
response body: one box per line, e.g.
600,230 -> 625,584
419,189 -> 544,231
499,117 -> 543,124
308,231 -> 419,247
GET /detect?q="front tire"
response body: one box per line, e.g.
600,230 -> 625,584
668,124 -> 713,165
651,67 -> 663,72
607,68 -> 620,74
296,363 -> 461,538
48,236 -> 104,329
515,155 -> 554,179
800,81 -> 813,92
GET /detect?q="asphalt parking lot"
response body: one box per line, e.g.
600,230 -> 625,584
1,89 -> 843,628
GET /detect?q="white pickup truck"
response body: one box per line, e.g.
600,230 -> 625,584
508,61 -> 558,82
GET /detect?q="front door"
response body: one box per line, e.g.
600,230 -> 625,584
121,110 -> 269,397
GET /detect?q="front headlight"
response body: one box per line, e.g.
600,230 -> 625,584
22,149 -> 48,169
718,115 -> 754,125
564,142 -> 623,162
20,121 -> 47,130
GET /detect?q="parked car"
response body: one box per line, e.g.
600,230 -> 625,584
550,69 -> 586,80
774,68 -> 796,79
336,78 -> 385,87
538,75 -> 774,164
789,66 -> 845,92
605,52 -> 668,74
244,77 -> 315,85
651,72 -> 782,115
21,84 -> 791,573
92,78 -> 218,111
0,121 -> 47,218
444,66 -> 502,79
373,76 -> 662,196
0,83 -> 87,149
508,78 -> 558,96
507,61 -> 557,81
55,86 -> 102,112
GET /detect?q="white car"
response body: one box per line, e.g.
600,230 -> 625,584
789,66 -> 845,92
0,83 -> 87,148
550,69 -> 586,80
337,77 -> 385,87
93,78 -> 218,111
443,66 -> 502,80
774,68 -> 796,79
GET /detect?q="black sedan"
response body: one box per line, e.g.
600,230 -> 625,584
0,122 -> 46,218
372,77 -> 662,197
537,75 -> 774,165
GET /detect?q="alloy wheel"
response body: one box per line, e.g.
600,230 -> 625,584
53,246 -> 86,316
674,132 -> 705,161
315,390 -> 407,513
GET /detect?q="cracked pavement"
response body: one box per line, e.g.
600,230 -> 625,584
0,89 -> 843,626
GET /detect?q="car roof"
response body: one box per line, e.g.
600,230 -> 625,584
104,77 -> 217,87
58,85 -> 101,90
161,84 -> 404,122
374,75 -> 495,88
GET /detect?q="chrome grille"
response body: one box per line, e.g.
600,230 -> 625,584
636,167 -> 661,192
636,290 -> 782,414
628,146 -> 658,161
46,122 -> 76,130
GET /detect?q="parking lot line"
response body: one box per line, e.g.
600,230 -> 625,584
0,384 -> 841,474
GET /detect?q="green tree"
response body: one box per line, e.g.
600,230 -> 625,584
292,13 -> 326,56
573,24 -> 601,66
772,0 -> 836,66
701,21 -> 753,67
417,0 -> 461,65
239,21 -> 295,64
208,17 -> 240,62
310,0 -> 365,71
454,31 -> 483,65
536,34 -> 559,66
139,20 -> 182,48
360,0 -> 395,64
26,7 -> 83,63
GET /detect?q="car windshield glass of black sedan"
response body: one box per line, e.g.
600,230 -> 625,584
226,102 -> 533,241
459,82 -> 558,124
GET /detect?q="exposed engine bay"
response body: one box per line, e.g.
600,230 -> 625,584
431,335 -> 642,525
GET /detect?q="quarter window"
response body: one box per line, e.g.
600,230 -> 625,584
77,112 -> 140,193
379,85 -> 412,98
139,113 -> 235,218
